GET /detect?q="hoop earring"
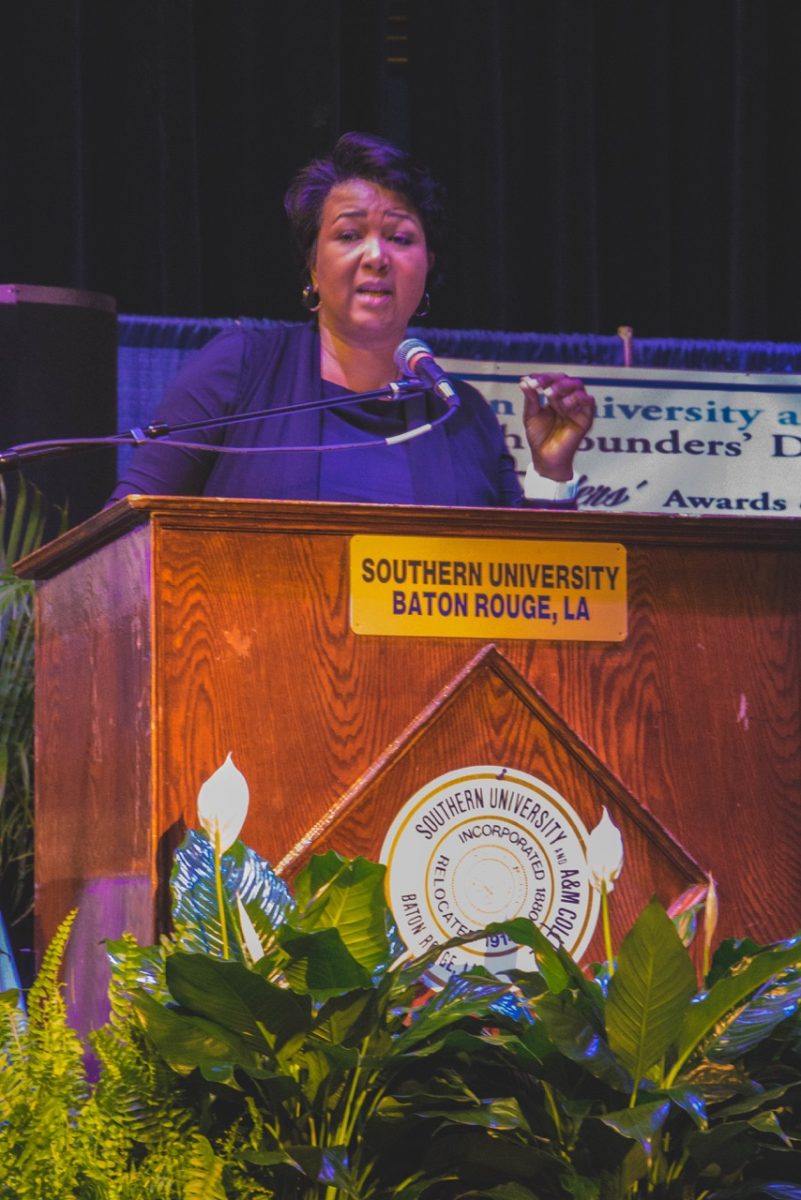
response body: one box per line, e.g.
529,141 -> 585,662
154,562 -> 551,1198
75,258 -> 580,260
414,290 -> 431,319
302,282 -> 321,312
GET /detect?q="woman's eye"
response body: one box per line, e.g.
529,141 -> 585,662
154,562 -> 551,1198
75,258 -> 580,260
336,229 -> 360,242
391,232 -> 413,245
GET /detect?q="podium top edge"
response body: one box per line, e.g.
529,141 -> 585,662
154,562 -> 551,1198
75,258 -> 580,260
0,284 -> 117,312
13,495 -> 801,581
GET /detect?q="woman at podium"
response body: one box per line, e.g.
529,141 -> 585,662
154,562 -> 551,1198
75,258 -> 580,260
111,133 -> 594,508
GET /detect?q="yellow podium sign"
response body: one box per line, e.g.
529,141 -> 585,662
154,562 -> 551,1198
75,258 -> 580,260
350,535 -> 627,641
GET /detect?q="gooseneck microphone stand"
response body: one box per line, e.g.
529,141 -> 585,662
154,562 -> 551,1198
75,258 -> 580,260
0,376 -> 457,474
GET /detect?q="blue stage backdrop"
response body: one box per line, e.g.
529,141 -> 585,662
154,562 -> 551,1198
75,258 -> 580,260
117,314 -> 801,441
117,317 -> 801,508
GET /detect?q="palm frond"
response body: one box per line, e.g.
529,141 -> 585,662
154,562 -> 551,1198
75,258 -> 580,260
0,474 -> 65,930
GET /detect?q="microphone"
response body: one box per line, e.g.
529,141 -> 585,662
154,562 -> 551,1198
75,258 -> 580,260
394,338 -> 460,409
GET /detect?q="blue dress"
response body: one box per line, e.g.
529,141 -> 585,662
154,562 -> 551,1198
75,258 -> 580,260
110,323 -> 525,507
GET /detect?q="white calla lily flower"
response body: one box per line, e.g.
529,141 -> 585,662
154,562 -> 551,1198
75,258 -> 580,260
196,753 -> 249,854
586,806 -> 624,893
236,894 -> 264,963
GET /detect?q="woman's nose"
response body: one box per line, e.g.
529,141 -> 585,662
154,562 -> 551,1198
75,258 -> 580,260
362,235 -> 389,268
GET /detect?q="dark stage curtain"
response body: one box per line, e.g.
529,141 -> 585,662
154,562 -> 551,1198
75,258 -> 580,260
2,2 -> 801,341
406,1 -> 801,340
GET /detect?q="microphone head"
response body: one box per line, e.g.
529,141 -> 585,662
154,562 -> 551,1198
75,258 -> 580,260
394,337 -> 433,378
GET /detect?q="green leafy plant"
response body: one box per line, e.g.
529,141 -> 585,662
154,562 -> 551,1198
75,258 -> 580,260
1,807 -> 799,1198
493,904 -> 801,1199
0,911 -> 88,1195
108,827 -> 801,1199
0,906 -> 259,1196
0,476 -> 65,942
107,828 -> 574,1198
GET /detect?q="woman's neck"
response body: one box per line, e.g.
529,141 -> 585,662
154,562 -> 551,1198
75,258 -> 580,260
319,325 -> 399,393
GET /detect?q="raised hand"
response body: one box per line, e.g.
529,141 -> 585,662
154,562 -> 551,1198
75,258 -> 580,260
519,372 -> 596,481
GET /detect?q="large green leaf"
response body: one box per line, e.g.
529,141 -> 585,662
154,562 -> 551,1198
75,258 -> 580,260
680,1059 -> 754,1103
393,971 -> 512,1053
288,1144 -> 360,1195
277,927 -> 372,999
649,1084 -> 707,1127
283,1044 -> 335,1104
488,918 -> 605,1017
531,992 -> 633,1091
706,935 -> 774,986
614,1144 -> 649,1192
243,1143 -> 359,1195
671,936 -> 801,1081
703,973 -> 801,1061
748,1109 -> 792,1146
293,849 -> 351,906
131,989 -> 256,1078
380,1073 -> 537,1122
404,1096 -> 532,1132
415,1025 -> 537,1072
491,916 -> 570,995
313,987 -> 378,1047
165,951 -> 312,1050
171,829 -> 292,960
598,1099 -> 671,1152
393,916 -> 603,1025
292,853 -> 393,973
218,836 -> 294,945
605,899 -> 696,1084
714,1081 -> 800,1119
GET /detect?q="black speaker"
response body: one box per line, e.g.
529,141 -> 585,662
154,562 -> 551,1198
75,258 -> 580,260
0,284 -> 117,532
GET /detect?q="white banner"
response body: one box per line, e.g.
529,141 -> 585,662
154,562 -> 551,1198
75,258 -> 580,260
447,360 -> 801,516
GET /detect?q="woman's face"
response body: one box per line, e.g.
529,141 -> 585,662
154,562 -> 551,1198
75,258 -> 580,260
311,178 -> 432,349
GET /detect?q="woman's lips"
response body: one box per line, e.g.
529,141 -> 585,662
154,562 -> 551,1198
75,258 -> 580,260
355,285 -> 392,304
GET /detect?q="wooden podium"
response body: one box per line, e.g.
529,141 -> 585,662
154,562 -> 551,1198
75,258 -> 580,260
19,499 -> 800,1024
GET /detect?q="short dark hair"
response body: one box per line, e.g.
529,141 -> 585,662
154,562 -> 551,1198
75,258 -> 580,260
284,131 -> 446,273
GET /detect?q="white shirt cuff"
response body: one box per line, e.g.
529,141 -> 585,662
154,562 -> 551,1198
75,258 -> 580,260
523,464 -> 579,502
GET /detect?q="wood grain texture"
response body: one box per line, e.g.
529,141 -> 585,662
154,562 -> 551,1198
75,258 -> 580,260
25,499 -> 800,987
32,527 -> 156,1025
278,646 -> 706,965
